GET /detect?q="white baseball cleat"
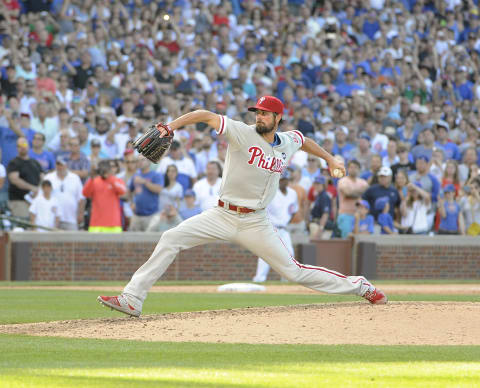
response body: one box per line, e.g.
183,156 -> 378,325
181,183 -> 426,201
97,294 -> 142,317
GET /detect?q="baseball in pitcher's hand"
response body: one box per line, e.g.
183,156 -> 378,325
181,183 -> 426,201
327,158 -> 346,178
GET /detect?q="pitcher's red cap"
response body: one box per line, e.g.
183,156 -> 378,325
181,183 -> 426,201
248,95 -> 284,115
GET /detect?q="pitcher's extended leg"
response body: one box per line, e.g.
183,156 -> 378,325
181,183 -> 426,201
124,208 -> 236,302
236,213 -> 375,297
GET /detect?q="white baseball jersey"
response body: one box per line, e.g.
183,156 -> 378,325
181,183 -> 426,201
216,115 -> 305,209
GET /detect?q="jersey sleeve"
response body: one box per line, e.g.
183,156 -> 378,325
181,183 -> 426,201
216,116 -> 252,149
284,130 -> 305,152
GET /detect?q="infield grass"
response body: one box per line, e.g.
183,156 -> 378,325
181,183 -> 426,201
1,285 -> 479,387
1,289 -> 479,324
1,335 -> 480,388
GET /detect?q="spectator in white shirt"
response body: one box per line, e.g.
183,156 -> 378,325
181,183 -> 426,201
44,156 -> 85,230
29,180 -> 60,231
192,161 -> 222,211
157,140 -> 197,182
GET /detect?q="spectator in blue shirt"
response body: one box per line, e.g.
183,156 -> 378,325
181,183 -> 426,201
29,132 -> 56,172
128,156 -> 163,231
362,11 -> 380,40
438,184 -> 465,235
179,189 -> 202,220
375,196 -> 397,234
332,125 -> 355,161
453,67 -> 474,100
434,120 -> 461,161
352,199 -> 374,234
335,69 -> 364,97
309,176 -> 332,239
363,166 -> 401,220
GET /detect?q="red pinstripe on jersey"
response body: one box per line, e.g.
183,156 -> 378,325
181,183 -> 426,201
292,130 -> 305,145
218,115 -> 225,135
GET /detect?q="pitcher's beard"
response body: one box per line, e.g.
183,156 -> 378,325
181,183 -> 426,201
256,122 -> 275,135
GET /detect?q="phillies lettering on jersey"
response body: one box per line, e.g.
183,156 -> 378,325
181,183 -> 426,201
247,146 -> 284,173
215,115 -> 304,209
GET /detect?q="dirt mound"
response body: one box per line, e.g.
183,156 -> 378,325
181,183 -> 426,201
2,302 -> 479,345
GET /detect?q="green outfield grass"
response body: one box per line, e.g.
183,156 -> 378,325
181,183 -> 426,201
0,283 -> 479,387
0,335 -> 479,387
1,289 -> 479,324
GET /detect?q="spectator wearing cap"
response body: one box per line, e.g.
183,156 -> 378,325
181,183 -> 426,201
411,127 -> 436,162
157,140 -> 197,184
363,166 -> 401,221
408,154 -> 440,206
30,102 -> 59,146
399,182 -> 432,235
43,156 -> 85,230
82,159 -> 126,233
179,189 -> 202,220
253,169 -> 298,283
128,156 -> 163,232
337,159 -> 369,238
351,132 -> 373,173
438,184 -> 465,235
29,132 -> 55,172
375,196 -> 397,235
434,120 -> 461,161
192,161 -> 222,212
7,137 -> 44,219
300,155 -> 321,191
352,200 -> 374,235
309,175 -> 333,240
66,136 -> 90,182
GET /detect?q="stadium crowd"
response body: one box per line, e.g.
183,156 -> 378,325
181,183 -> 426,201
0,0 -> 480,237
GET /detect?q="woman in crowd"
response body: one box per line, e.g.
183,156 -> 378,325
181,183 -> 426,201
460,176 -> 480,236
399,182 -> 432,235
159,164 -> 183,209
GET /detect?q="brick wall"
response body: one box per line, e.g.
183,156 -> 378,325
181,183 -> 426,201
6,233 -> 480,281
10,233 -> 280,281
354,235 -> 480,279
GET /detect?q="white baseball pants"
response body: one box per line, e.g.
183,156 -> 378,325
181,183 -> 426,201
253,228 -> 293,282
124,207 -> 372,303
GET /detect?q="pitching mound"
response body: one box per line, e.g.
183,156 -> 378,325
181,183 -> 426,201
1,302 -> 479,345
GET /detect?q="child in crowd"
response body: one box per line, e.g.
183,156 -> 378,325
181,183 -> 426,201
29,180 -> 60,231
352,199 -> 374,234
438,184 -> 465,235
375,197 -> 397,234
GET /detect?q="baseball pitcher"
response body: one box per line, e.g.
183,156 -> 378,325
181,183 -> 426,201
98,96 -> 387,317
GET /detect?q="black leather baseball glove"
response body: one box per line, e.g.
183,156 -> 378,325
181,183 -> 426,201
133,123 -> 174,163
